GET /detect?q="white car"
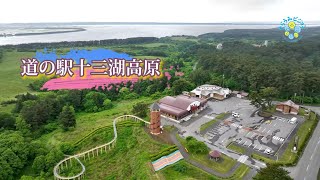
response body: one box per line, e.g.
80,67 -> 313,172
264,148 -> 272,154
289,117 -> 297,124
232,112 -> 240,118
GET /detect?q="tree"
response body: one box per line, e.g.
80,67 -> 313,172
185,136 -> 209,154
254,164 -> 293,180
0,131 -> 30,179
132,102 -> 148,118
260,87 -> 279,108
15,117 -> 31,137
58,105 -> 76,130
172,79 -> 195,95
83,91 -> 107,112
103,99 -> 114,110
0,112 -> 16,129
250,87 -> 279,111
32,155 -> 46,173
189,69 -> 211,86
45,149 -> 64,173
119,87 -> 130,99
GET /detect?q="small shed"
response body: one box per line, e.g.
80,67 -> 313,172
276,100 -> 300,115
209,150 -> 221,161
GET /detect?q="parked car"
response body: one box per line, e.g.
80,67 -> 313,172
264,148 -> 272,155
232,112 -> 240,118
289,117 -> 297,124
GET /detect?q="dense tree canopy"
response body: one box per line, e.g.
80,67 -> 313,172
0,131 -> 30,180
254,164 -> 293,180
194,38 -> 320,103
0,113 -> 16,130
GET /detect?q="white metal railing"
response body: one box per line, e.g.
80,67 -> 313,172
53,115 -> 149,180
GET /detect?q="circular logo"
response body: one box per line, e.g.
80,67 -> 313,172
279,17 -> 306,42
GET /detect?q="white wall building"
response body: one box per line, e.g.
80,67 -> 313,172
190,84 -> 231,100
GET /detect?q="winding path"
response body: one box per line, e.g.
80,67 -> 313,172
53,115 -> 150,180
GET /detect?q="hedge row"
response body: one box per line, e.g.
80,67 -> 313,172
150,145 -> 178,161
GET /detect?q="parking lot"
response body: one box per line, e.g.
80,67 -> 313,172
202,97 -> 302,156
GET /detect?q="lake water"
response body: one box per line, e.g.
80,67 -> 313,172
0,24 -> 280,45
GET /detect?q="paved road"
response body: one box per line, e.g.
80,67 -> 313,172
287,106 -> 320,180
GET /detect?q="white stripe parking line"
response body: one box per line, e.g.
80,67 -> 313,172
262,128 -> 266,133
273,123 -> 277,127
254,144 -> 257,149
267,130 -> 270,134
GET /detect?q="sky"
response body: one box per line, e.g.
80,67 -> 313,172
0,0 -> 318,23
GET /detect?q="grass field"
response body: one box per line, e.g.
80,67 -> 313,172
61,125 -> 172,179
36,97 -> 155,148
227,142 -> 246,155
200,113 -> 228,132
160,160 -> 217,180
0,51 -> 37,102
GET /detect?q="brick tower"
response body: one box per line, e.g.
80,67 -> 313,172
150,102 -> 161,135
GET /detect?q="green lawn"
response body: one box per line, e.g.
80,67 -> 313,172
227,142 -> 246,155
160,160 -> 217,180
177,135 -> 237,174
61,125 -> 171,179
200,113 -> 228,132
200,119 -> 217,132
36,97 -> 154,148
0,51 -> 37,102
224,164 -> 250,180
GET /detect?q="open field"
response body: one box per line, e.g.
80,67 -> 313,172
0,51 -> 36,102
227,142 -> 246,155
61,125 -> 171,179
36,97 -> 154,148
160,160 -> 217,180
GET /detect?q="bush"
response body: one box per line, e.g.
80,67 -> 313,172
0,99 -> 17,106
60,143 -> 74,154
103,99 -> 113,110
28,79 -> 48,91
151,92 -> 162,100
172,163 -> 188,173
43,122 -> 59,133
186,136 -> 209,154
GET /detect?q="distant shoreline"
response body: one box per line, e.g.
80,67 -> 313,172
1,21 -> 320,26
0,27 -> 86,37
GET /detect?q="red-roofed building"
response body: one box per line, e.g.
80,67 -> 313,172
158,95 -> 207,121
